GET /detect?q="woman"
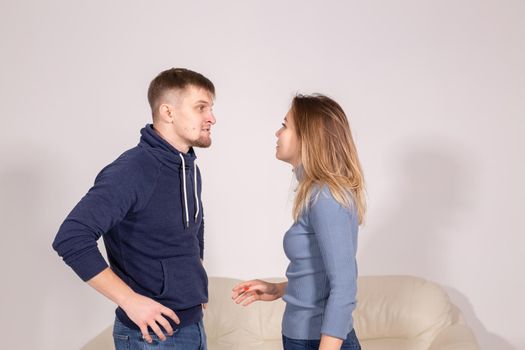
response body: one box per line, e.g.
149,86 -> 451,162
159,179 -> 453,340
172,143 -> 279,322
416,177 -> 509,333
231,94 -> 366,350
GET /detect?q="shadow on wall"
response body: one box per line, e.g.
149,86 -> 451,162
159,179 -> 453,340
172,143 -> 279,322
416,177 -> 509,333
443,285 -> 516,350
358,138 -> 516,350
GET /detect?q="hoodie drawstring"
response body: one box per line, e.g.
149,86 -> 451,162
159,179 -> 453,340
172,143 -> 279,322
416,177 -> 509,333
179,154 -> 200,228
194,162 -> 200,223
179,154 -> 190,227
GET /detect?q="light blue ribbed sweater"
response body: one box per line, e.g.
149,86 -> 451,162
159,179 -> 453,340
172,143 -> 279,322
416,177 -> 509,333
282,181 -> 359,340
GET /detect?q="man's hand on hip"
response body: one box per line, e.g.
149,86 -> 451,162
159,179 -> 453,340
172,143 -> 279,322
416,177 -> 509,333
120,292 -> 180,343
87,267 -> 179,344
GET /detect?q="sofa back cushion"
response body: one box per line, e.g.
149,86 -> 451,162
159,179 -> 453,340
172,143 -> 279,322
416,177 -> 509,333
354,275 -> 453,343
204,275 -> 454,347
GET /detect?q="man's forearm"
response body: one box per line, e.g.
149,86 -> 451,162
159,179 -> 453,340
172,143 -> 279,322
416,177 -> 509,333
87,267 -> 136,309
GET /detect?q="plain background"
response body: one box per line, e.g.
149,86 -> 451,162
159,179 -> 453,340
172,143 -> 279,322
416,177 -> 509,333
1,1 -> 524,349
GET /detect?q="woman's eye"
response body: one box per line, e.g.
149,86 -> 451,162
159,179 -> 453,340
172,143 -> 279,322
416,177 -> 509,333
281,123 -> 286,128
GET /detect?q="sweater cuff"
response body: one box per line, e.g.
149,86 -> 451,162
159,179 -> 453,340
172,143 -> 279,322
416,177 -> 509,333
67,248 -> 109,282
321,317 -> 353,340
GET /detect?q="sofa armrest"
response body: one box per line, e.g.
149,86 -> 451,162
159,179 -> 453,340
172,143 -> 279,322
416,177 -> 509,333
80,325 -> 113,350
428,324 -> 480,350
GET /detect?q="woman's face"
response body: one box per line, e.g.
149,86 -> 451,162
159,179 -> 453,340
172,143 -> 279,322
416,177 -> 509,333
275,110 -> 301,167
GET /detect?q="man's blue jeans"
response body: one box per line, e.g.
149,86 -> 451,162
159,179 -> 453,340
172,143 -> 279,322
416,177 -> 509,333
113,317 -> 207,350
282,329 -> 361,350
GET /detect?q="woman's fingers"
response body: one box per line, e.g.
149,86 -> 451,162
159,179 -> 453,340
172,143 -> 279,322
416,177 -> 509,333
231,286 -> 245,298
241,294 -> 257,306
232,282 -> 255,298
232,281 -> 253,292
232,280 -> 271,303
234,290 -> 258,304
233,291 -> 250,304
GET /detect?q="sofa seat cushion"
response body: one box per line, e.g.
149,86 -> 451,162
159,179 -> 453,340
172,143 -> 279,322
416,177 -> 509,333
207,340 -> 283,350
361,338 -> 430,350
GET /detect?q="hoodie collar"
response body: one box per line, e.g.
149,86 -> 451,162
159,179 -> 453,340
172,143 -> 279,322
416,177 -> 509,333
138,124 -> 200,228
138,124 -> 197,170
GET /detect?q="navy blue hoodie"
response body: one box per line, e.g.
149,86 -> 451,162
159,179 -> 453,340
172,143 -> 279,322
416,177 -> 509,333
52,124 -> 208,330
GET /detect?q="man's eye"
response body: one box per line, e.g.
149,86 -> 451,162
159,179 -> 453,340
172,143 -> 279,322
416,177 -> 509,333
281,123 -> 286,128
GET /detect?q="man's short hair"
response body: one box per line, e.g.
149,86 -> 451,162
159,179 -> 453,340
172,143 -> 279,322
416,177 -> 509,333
147,68 -> 215,117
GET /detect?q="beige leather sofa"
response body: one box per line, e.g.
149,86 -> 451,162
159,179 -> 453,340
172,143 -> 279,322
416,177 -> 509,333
82,275 -> 480,350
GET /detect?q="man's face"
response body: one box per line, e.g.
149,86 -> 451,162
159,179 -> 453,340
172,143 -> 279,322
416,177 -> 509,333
168,85 -> 216,148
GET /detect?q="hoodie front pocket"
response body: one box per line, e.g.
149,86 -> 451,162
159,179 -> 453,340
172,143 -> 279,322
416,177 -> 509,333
156,255 -> 208,309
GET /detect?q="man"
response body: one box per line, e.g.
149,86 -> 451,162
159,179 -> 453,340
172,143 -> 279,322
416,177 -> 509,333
52,68 -> 216,349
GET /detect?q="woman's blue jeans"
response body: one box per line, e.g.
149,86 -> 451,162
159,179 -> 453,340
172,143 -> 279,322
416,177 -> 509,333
282,329 -> 361,350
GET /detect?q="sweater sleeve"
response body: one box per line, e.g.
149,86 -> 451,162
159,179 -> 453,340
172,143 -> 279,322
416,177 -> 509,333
52,158 -> 151,281
309,186 -> 359,340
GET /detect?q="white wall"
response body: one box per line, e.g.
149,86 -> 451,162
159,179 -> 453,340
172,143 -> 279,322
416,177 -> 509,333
1,1 -> 523,349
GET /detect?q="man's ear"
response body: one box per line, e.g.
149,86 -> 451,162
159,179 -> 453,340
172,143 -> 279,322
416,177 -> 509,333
158,103 -> 174,124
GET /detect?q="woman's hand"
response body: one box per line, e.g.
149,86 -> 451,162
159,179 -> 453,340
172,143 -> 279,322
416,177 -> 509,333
319,334 -> 344,350
231,279 -> 286,306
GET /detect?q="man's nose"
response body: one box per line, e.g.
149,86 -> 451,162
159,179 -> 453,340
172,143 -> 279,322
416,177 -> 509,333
208,112 -> 216,125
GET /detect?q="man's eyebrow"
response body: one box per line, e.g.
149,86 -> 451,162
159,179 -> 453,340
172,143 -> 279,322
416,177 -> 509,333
194,100 -> 212,105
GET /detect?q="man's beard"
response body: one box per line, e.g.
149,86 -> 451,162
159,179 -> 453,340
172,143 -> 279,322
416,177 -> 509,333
191,135 -> 212,148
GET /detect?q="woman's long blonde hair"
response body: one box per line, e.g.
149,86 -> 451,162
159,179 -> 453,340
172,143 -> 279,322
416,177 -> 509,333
291,94 -> 366,225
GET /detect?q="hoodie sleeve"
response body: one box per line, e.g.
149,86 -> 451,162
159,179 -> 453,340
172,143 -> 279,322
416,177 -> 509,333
52,157 -> 153,282
309,186 -> 359,340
